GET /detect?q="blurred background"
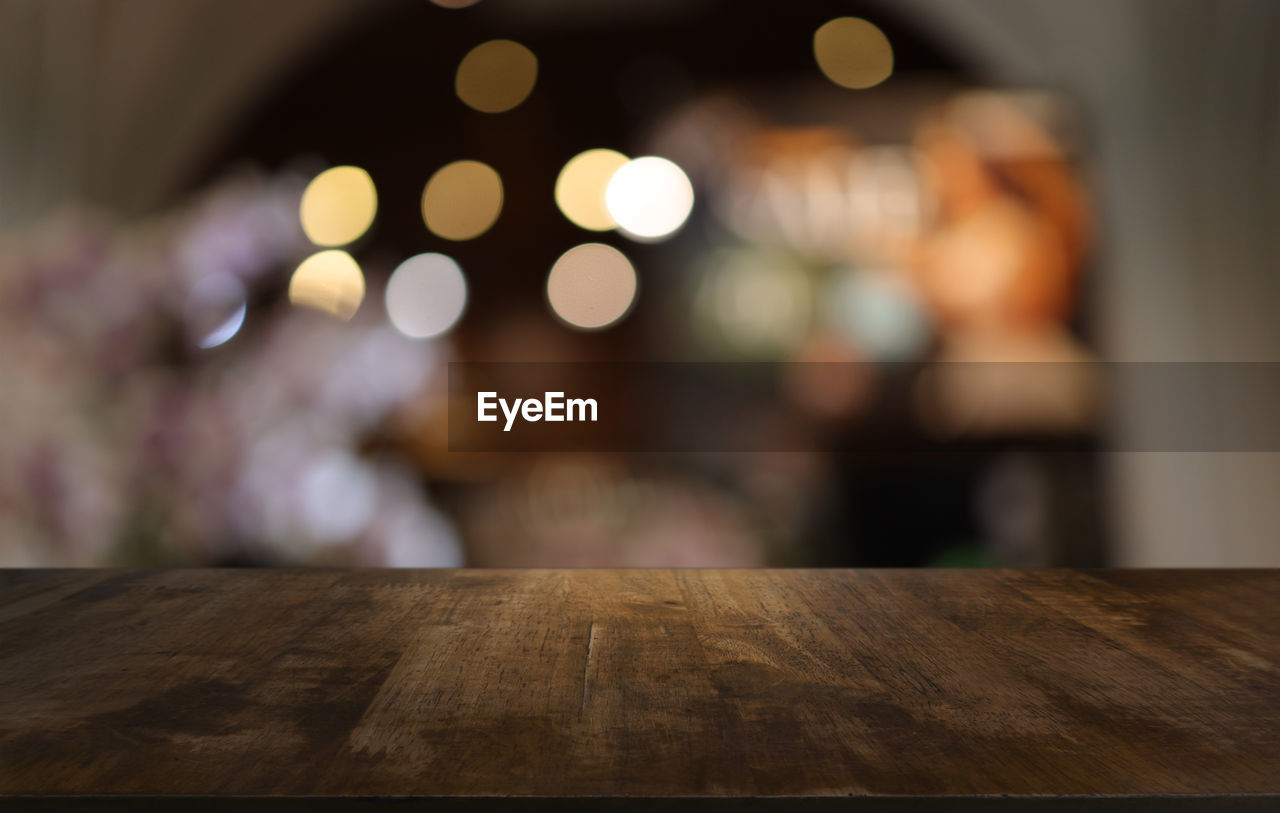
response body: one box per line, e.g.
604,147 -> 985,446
1,0 -> 1277,568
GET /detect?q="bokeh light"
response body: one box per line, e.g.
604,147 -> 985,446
555,148 -> 630,231
288,250 -> 366,320
693,248 -> 812,358
299,166 -> 377,247
825,270 -> 931,362
546,243 -> 637,330
430,0 -> 481,7
385,253 -> 468,339
455,39 -> 538,113
604,156 -> 695,241
298,449 -> 378,544
185,272 -> 247,348
422,160 -> 504,241
813,17 -> 894,90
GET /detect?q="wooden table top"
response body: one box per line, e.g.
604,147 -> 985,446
1,568 -> 1278,807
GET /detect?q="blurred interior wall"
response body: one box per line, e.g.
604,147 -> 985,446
897,0 -> 1280,565
2,0 -> 1277,565
0,0 -> 382,225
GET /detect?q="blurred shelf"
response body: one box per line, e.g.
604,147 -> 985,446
1,568 -> 1278,810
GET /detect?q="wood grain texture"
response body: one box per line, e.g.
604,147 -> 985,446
0,569 -> 1278,799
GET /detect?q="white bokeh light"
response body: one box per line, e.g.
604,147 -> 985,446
185,272 -> 247,348
604,156 -> 694,241
385,253 -> 468,339
298,449 -> 378,545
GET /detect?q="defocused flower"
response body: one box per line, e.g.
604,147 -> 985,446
0,173 -> 461,566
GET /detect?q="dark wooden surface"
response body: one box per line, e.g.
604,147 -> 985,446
1,569 -> 1278,803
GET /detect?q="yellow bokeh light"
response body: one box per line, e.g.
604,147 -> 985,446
289,250 -> 366,320
555,149 -> 630,232
299,166 -> 377,247
422,160 -> 504,241
813,17 -> 894,90
547,243 -> 637,330
455,40 -> 538,113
